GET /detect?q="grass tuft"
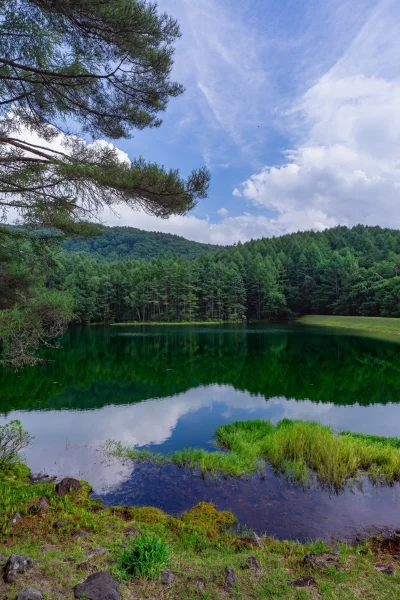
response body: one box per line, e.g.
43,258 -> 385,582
105,419 -> 400,491
114,534 -> 169,580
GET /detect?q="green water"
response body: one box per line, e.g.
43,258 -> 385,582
2,323 -> 400,540
2,323 -> 400,413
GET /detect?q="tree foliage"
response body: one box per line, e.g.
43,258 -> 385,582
0,420 -> 32,473
54,224 -> 400,323
0,0 -> 210,365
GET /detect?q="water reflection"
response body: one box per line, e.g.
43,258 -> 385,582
1,324 -> 400,540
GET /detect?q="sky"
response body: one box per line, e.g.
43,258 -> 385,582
15,0 -> 400,245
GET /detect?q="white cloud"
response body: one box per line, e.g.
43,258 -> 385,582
232,188 -> 242,198
217,207 -> 229,216
236,0 -> 400,233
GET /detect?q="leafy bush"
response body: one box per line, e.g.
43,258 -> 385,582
0,420 -> 32,474
117,534 -> 169,579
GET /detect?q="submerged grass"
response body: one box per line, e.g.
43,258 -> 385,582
106,419 -> 400,490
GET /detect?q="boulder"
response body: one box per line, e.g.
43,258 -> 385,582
72,529 -> 88,538
303,552 -> 340,570
10,513 -> 21,526
3,555 -> 34,584
289,576 -> 317,587
375,564 -> 396,576
73,571 -> 120,600
124,526 -> 140,538
33,496 -> 50,513
87,548 -> 109,559
249,532 -> 264,548
54,520 -> 67,529
15,588 -> 43,600
55,477 -> 82,498
224,566 -> 237,593
246,556 -> 261,574
161,569 -> 175,585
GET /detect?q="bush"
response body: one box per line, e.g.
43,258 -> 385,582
117,534 -> 169,579
0,420 -> 32,474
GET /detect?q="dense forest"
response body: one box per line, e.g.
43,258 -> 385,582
64,226 -> 224,259
53,224 -> 400,323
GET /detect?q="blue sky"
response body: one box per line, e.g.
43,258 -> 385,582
102,0 -> 400,244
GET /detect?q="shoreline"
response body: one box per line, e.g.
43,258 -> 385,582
1,469 -> 400,598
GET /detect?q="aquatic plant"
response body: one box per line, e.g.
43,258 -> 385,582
105,419 -> 400,491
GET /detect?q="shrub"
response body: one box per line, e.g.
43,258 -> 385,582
117,534 -> 169,579
0,420 -> 32,474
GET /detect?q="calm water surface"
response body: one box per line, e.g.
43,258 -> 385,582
2,323 -> 400,542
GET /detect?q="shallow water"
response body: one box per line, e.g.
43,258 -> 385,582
2,323 -> 400,541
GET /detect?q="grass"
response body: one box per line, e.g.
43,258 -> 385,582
298,315 -> 400,340
115,534 -> 169,580
0,470 -> 399,599
106,419 -> 400,491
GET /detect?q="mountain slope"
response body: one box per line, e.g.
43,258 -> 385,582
63,225 -> 225,259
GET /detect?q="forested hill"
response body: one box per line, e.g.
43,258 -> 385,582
63,225 -> 224,259
52,224 -> 400,323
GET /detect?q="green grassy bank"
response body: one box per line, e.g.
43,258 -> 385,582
298,315 -> 400,339
106,419 -> 400,491
1,473 -> 400,599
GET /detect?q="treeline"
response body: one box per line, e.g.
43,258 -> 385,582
54,225 -> 400,323
63,225 -> 224,260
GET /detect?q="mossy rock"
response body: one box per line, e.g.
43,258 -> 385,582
180,502 -> 236,537
126,506 -> 169,524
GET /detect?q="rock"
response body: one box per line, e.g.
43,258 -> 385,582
3,555 -> 34,584
393,554 -> 399,560
29,473 -> 56,485
375,564 -> 396,576
9,513 -> 21,526
32,496 -> 50,513
55,477 -> 82,498
303,552 -> 340,570
196,580 -> 205,591
87,548 -> 109,559
246,556 -> 261,574
249,532 -> 264,548
224,567 -> 237,593
73,571 -> 120,600
289,576 -> 317,587
15,589 -> 43,600
72,529 -> 88,538
54,520 -> 67,529
161,569 -> 175,585
124,526 -> 140,538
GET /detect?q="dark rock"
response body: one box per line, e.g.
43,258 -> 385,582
73,571 -> 120,600
32,496 -> 50,513
9,513 -> 21,526
303,552 -> 340,570
224,567 -> 237,593
246,556 -> 261,574
123,526 -> 140,538
161,569 -> 175,585
15,589 -> 43,600
289,576 -> 317,587
249,532 -> 264,548
375,564 -> 396,576
54,520 -> 67,529
55,477 -> 82,498
29,473 -> 56,485
3,555 -> 34,584
72,530 -> 88,538
87,548 -> 109,559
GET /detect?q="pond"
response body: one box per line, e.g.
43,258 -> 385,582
2,323 -> 400,542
